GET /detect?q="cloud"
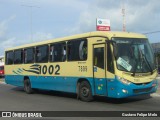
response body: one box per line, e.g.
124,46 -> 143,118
0,15 -> 17,56
70,0 -> 160,34
125,0 -> 160,32
37,0 -> 87,9
28,32 -> 54,43
0,15 -> 54,56
0,15 -> 16,37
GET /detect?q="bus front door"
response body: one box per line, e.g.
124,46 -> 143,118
93,44 -> 107,96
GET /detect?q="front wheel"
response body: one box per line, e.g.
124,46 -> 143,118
79,81 -> 93,102
24,79 -> 33,94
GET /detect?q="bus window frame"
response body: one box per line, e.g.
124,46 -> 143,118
24,47 -> 36,64
14,49 -> 24,64
49,41 -> 67,63
5,50 -> 14,65
35,44 -> 49,63
67,38 -> 88,62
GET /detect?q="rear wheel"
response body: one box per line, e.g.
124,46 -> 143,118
24,79 -> 33,94
79,81 -> 93,102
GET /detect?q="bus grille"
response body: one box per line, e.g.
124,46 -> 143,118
134,82 -> 151,85
133,87 -> 152,94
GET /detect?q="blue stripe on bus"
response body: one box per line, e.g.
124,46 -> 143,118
5,75 -> 158,98
5,75 -> 95,95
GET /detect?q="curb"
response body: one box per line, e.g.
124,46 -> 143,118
0,79 -> 5,84
151,93 -> 160,97
156,77 -> 160,80
0,82 -> 5,84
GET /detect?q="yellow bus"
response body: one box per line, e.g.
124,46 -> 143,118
5,31 -> 158,101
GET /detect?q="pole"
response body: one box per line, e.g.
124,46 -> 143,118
122,0 -> 126,31
21,5 -> 40,42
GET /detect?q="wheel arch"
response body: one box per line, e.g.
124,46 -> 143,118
24,76 -> 30,81
76,78 -> 94,98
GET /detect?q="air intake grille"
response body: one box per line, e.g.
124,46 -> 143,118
133,87 -> 152,94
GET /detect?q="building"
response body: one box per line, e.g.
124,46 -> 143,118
152,42 -> 160,54
152,43 -> 160,73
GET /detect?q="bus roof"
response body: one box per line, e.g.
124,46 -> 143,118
5,31 -> 147,51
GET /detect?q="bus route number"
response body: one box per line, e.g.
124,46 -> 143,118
40,65 -> 60,75
78,66 -> 87,72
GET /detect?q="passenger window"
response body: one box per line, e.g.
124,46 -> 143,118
50,42 -> 66,62
36,45 -> 49,63
67,39 -> 87,61
6,51 -> 14,65
94,47 -> 104,69
14,50 -> 23,64
24,48 -> 35,64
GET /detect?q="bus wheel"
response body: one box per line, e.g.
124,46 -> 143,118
24,79 -> 33,94
79,81 -> 93,102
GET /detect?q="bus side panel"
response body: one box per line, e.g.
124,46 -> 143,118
30,76 -> 78,93
30,76 -> 94,94
5,74 -> 95,95
5,75 -> 24,87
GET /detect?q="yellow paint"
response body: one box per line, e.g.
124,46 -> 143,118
5,31 -> 157,83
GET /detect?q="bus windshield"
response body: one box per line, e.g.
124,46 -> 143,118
112,38 -> 156,73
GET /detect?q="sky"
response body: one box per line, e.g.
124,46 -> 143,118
0,0 -> 160,56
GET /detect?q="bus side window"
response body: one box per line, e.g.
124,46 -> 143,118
79,40 -> 87,60
50,42 -> 66,62
67,39 -> 87,61
36,45 -> 49,63
24,48 -> 35,64
14,49 -> 23,64
62,44 -> 66,62
50,46 -> 54,61
6,51 -> 14,65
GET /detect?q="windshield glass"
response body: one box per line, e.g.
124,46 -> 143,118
112,38 -> 156,73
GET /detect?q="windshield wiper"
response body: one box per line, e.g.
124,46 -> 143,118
131,60 -> 138,76
138,47 -> 153,75
132,47 -> 153,76
141,53 -> 153,75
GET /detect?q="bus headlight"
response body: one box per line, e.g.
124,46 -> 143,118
117,76 -> 131,85
122,89 -> 128,93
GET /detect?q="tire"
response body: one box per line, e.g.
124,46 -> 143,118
24,79 -> 33,94
79,81 -> 93,102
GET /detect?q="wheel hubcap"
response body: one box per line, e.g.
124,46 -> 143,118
81,87 -> 89,97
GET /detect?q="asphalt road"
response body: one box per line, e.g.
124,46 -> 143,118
0,81 -> 160,111
0,77 -> 160,119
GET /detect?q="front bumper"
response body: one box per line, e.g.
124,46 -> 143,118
107,77 -> 158,98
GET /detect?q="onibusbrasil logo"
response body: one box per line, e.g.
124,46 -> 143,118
98,20 -> 102,24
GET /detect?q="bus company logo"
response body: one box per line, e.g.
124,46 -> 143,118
12,64 -> 41,75
2,112 -> 11,117
98,20 -> 102,24
23,64 -> 41,74
1,112 -> 42,118
12,64 -> 60,75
